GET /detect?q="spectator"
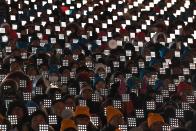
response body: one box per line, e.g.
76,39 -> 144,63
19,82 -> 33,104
29,110 -> 54,131
51,99 -> 66,130
0,0 -> 195,130
101,106 -> 124,131
74,106 -> 98,131
7,100 -> 29,130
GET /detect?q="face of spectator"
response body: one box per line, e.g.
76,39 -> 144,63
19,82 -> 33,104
82,89 -> 92,100
20,28 -> 27,36
71,63 -> 79,71
179,89 -> 193,102
62,69 -> 70,77
152,63 -> 161,72
88,70 -> 95,78
163,78 -> 172,89
116,74 -> 125,80
65,98 -> 75,108
10,62 -> 22,72
97,68 -> 106,77
31,115 -> 46,131
26,68 -> 38,76
52,101 -> 66,117
86,25 -> 94,32
40,65 -> 48,72
75,115 -> 90,125
27,25 -> 35,34
142,48 -> 151,58
109,115 -> 124,128
96,81 -> 106,91
73,49 -> 81,55
11,106 -> 24,119
3,90 -> 17,99
165,50 -> 174,59
157,35 -> 165,42
8,41 -> 17,50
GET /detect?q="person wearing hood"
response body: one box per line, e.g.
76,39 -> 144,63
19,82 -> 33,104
94,76 -> 106,98
95,63 -> 107,79
152,32 -> 167,45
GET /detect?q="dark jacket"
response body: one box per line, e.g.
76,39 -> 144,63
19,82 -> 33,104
87,123 -> 99,131
101,124 -> 117,131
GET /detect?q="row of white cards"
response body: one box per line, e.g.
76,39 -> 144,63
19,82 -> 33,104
0,34 -> 194,46
2,0 -> 195,43
0,122 -> 186,130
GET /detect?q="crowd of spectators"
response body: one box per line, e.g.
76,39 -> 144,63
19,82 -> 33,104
0,0 -> 196,131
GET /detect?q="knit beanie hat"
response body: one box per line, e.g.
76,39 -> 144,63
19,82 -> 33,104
60,119 -> 77,131
147,113 -> 164,128
106,106 -> 123,122
75,106 -> 90,118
